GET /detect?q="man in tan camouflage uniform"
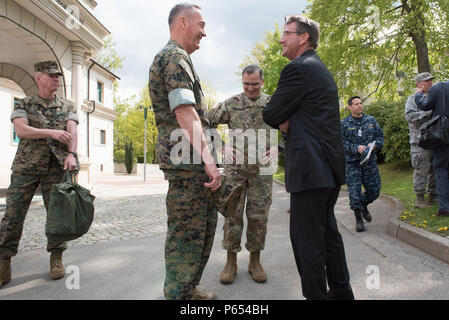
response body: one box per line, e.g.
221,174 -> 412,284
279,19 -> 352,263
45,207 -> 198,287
208,65 -> 276,284
405,72 -> 438,208
148,3 -> 221,300
0,61 -> 78,288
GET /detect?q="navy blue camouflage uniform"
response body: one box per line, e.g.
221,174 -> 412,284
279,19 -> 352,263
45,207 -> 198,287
341,114 -> 384,211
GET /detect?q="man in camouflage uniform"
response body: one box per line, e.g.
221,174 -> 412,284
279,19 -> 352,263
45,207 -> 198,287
341,96 -> 384,232
0,61 -> 78,288
148,4 -> 221,300
208,65 -> 275,284
405,72 -> 437,208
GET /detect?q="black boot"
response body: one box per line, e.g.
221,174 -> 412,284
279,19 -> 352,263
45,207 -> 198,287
354,210 -> 365,232
362,204 -> 372,222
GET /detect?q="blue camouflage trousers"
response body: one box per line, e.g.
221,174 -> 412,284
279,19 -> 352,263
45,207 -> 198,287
346,160 -> 381,211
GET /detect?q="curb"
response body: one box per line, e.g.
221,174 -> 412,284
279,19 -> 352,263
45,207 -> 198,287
274,179 -> 449,265
386,201 -> 449,265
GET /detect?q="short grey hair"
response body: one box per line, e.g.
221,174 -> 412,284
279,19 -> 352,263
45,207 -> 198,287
242,65 -> 263,79
168,3 -> 201,26
286,16 -> 320,49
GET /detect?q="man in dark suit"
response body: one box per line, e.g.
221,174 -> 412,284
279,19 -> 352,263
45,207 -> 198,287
263,16 -> 354,300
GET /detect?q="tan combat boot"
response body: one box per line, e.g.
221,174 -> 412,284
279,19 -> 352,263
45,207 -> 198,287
0,257 -> 11,288
219,251 -> 237,284
192,286 -> 218,300
414,194 -> 427,208
49,251 -> 65,280
248,251 -> 267,283
426,194 -> 438,206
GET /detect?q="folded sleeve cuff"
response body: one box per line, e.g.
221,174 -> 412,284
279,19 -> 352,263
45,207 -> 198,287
10,110 -> 28,122
67,112 -> 79,124
168,88 -> 196,112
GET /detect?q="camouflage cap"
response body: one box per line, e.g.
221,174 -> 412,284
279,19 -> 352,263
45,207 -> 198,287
34,61 -> 63,76
212,175 -> 244,218
414,72 -> 434,83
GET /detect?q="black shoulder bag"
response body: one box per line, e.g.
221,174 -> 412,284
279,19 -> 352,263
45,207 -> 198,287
418,82 -> 449,150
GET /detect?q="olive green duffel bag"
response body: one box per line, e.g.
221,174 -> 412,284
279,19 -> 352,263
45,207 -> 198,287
46,170 -> 95,243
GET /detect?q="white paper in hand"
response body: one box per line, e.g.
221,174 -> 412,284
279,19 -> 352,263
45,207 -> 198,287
360,141 -> 376,165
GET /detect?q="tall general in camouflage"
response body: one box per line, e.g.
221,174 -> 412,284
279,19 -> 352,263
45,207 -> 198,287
0,61 -> 79,288
208,65 -> 275,284
148,3 -> 221,300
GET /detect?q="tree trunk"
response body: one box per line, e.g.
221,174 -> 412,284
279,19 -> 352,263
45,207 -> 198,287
403,0 -> 432,73
411,31 -> 431,73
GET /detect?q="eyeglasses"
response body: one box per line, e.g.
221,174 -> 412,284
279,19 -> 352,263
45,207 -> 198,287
281,31 -> 303,37
242,82 -> 262,87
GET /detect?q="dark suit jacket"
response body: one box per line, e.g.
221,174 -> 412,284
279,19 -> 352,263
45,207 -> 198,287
263,50 -> 346,193
415,80 -> 449,116
415,80 -> 449,169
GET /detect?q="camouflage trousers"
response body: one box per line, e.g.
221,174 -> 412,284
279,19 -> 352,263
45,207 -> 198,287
0,155 -> 67,258
222,166 -> 273,253
164,172 -> 217,300
411,145 -> 437,196
346,160 -> 381,211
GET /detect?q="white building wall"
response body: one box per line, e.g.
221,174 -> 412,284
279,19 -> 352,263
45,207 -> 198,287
0,80 -> 25,184
87,69 -> 114,109
89,114 -> 114,176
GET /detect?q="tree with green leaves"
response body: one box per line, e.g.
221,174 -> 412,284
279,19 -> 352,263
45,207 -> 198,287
113,86 -> 158,164
95,35 -> 124,72
307,0 -> 449,101
95,35 -> 125,99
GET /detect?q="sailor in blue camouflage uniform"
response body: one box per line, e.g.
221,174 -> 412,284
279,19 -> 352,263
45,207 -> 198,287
341,96 -> 384,232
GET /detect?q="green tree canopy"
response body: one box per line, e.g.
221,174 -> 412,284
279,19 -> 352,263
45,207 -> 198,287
95,35 -> 125,72
113,86 -> 158,164
307,0 -> 449,102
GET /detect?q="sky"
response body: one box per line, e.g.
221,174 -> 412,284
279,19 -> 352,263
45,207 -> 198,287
94,0 -> 308,103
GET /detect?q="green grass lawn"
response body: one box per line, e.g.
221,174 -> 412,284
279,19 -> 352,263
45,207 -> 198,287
378,161 -> 449,237
274,162 -> 449,237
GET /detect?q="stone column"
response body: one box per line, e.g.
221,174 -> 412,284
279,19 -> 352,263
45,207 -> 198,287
71,41 -> 90,186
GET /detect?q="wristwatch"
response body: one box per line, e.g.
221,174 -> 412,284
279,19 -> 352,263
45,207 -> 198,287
68,151 -> 77,157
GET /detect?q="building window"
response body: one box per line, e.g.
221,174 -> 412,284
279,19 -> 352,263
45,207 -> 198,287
97,81 -> 104,103
12,97 -> 20,144
100,130 -> 106,145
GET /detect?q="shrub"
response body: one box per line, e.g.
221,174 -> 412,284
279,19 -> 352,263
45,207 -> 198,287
124,140 -> 135,174
114,149 -> 125,163
365,100 -> 410,163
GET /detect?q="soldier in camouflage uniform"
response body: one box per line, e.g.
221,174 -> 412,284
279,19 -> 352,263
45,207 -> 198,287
148,4 -> 221,300
341,96 -> 384,232
0,61 -> 79,288
405,72 -> 437,208
208,65 -> 276,284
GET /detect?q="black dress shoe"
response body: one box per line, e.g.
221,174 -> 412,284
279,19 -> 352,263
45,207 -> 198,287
362,205 -> 372,222
437,211 -> 449,217
326,287 -> 355,300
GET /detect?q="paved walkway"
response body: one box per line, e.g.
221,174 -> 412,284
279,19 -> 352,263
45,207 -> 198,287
1,171 -> 449,300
